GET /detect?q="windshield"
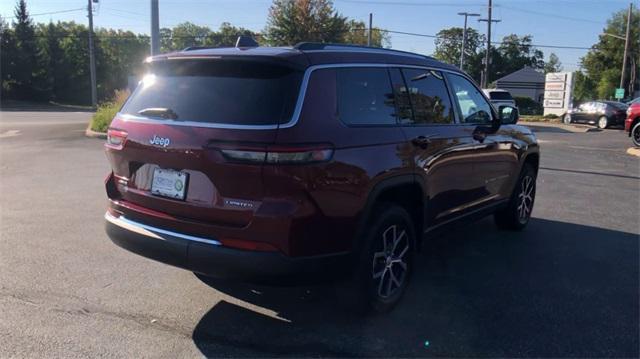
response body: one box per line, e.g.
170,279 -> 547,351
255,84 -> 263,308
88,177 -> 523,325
121,60 -> 303,126
489,91 -> 513,100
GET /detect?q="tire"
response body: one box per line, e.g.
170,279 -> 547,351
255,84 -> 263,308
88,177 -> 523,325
563,114 -> 572,124
597,116 -> 609,129
632,122 -> 640,147
494,164 -> 537,231
351,204 -> 416,314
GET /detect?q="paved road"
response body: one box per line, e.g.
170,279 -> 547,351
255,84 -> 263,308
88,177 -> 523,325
1,111 -> 638,358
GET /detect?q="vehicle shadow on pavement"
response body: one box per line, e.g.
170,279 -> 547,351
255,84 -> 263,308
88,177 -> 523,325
191,217 -> 639,358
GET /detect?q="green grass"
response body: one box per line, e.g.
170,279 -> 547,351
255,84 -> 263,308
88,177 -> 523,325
520,115 -> 561,123
90,89 -> 130,133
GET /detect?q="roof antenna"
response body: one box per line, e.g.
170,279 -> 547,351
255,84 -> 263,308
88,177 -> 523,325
235,36 -> 259,48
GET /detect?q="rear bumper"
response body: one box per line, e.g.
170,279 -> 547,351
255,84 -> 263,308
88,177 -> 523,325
105,213 -> 350,284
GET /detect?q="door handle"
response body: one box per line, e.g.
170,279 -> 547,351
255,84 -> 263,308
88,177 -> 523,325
411,136 -> 432,149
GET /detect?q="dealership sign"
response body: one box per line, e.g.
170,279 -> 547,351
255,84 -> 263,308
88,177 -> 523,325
543,72 -> 574,116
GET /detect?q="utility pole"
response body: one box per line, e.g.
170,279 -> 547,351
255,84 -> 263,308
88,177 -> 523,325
457,12 -> 480,70
478,0 -> 500,88
151,0 -> 160,55
619,2 -> 632,95
367,13 -> 373,47
87,0 -> 97,108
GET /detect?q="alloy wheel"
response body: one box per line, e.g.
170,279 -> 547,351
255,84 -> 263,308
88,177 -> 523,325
517,175 -> 535,223
598,116 -> 608,129
372,224 -> 410,299
563,114 -> 571,124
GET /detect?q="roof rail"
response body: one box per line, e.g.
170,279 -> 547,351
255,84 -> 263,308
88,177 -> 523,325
182,46 -> 217,51
293,42 -> 432,59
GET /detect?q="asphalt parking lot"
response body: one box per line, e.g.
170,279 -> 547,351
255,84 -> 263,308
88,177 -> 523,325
1,110 -> 638,357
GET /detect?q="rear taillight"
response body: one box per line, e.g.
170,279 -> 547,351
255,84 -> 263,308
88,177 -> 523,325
106,128 -> 128,149
219,144 -> 333,164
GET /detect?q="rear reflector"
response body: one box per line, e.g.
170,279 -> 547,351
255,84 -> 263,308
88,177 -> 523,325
219,238 -> 278,252
220,145 -> 333,164
106,128 -> 128,148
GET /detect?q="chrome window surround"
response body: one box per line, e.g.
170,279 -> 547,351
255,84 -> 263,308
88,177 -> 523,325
105,212 -> 222,246
117,63 -> 475,130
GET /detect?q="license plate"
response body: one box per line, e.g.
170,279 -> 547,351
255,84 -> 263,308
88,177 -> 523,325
151,168 -> 188,200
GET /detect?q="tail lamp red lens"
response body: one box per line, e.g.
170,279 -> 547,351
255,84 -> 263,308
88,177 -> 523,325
106,128 -> 128,148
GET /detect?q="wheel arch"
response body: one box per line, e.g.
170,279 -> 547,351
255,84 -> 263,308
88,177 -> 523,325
354,175 -> 426,254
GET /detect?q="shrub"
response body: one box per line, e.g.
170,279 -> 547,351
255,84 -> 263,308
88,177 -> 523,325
90,89 -> 130,132
514,96 -> 543,116
543,113 -> 559,119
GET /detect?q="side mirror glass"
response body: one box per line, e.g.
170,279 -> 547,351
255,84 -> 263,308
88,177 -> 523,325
499,105 -> 519,125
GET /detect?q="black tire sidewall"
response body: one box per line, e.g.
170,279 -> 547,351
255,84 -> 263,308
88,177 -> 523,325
495,164 -> 537,230
356,204 -> 416,313
632,122 -> 640,147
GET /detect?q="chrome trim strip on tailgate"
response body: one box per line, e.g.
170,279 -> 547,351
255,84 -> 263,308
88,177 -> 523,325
105,212 -> 222,246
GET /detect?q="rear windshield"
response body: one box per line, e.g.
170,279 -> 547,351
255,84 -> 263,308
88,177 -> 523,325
604,101 -> 628,110
489,91 -> 513,100
122,60 -> 303,126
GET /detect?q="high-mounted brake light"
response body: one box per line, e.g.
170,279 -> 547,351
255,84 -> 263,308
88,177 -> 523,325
106,128 -> 128,149
219,145 -> 333,164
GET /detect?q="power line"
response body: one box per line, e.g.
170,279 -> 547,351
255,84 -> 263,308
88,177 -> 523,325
17,8 -> 85,17
335,0 -> 485,6
496,5 -> 604,24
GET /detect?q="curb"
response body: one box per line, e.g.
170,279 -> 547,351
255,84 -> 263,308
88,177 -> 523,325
85,123 -> 107,139
520,121 -> 594,133
627,147 -> 640,157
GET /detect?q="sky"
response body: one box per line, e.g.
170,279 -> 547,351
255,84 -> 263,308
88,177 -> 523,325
1,0 -> 638,71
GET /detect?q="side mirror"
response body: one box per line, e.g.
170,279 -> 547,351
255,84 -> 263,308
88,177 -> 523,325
499,105 -> 519,125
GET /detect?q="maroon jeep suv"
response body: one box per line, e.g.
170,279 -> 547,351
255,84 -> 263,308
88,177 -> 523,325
104,42 -> 539,312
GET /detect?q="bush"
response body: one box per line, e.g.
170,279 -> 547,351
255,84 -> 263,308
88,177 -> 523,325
543,113 -> 559,119
90,89 -> 130,132
514,96 -> 543,116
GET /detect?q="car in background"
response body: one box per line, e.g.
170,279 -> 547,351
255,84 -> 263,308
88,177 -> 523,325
625,102 -> 640,147
625,97 -> 639,105
563,100 -> 628,129
483,89 -> 516,109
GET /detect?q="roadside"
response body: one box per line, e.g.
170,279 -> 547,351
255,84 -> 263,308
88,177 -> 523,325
520,121 -> 601,133
1,99 -> 94,112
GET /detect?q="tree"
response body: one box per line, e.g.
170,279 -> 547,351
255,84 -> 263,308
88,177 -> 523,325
572,71 -> 596,102
433,27 -> 483,66
12,0 -> 38,99
342,19 -> 390,48
159,22 -> 257,52
544,53 -> 563,73
264,0 -> 349,46
168,22 -> 212,50
495,34 -> 544,77
1,15 -> 17,98
582,7 -> 640,98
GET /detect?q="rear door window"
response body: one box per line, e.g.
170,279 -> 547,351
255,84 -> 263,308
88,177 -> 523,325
336,67 -> 397,126
401,69 -> 455,125
121,60 -> 303,126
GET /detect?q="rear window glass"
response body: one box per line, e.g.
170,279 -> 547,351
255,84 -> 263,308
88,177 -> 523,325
489,91 -> 513,100
121,60 -> 303,126
402,69 -> 454,125
336,67 -> 397,126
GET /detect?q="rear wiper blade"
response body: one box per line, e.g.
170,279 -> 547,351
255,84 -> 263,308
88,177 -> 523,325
138,107 -> 179,120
